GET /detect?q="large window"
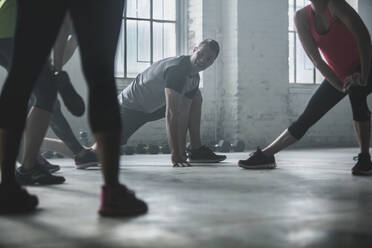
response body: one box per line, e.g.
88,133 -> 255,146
288,0 -> 323,84
288,0 -> 358,84
115,0 -> 182,78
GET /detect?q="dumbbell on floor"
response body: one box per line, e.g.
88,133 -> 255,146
231,140 -> 245,152
214,140 -> 231,153
148,144 -> 160,154
136,144 -> 147,154
121,145 -> 135,155
160,144 -> 171,154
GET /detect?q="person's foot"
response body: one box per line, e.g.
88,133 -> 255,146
98,184 -> 148,217
15,165 -> 66,185
36,154 -> 60,173
74,149 -> 99,169
352,153 -> 372,176
238,147 -> 276,169
187,145 -> 226,163
54,71 -> 85,117
0,183 -> 38,214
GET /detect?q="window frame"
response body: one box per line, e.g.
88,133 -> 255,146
116,0 -> 186,79
289,0 -> 358,85
289,0 -> 321,85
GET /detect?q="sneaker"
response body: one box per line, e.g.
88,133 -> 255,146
36,154 -> 61,173
74,149 -> 99,169
352,153 -> 372,176
188,145 -> 227,163
0,184 -> 39,215
238,147 -> 276,169
98,184 -> 148,217
15,165 -> 66,185
54,71 -> 85,117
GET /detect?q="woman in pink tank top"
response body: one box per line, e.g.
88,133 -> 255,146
238,0 -> 372,176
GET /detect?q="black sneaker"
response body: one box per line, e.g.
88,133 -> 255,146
188,145 -> 227,163
74,149 -> 99,169
54,71 -> 85,117
238,147 -> 276,169
36,154 -> 60,173
98,184 -> 148,217
352,153 -> 372,176
0,183 -> 39,215
15,165 -> 66,185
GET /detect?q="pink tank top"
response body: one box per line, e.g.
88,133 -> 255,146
308,5 -> 360,81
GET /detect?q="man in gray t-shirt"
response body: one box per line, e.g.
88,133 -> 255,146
116,39 -> 226,167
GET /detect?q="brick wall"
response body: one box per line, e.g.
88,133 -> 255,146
1,0 -> 371,150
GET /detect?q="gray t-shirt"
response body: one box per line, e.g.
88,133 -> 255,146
118,56 -> 200,113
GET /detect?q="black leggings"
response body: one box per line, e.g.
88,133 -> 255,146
288,74 -> 372,139
0,38 -> 57,112
0,0 -> 123,133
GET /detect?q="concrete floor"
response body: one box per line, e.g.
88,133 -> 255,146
1,147 -> 372,248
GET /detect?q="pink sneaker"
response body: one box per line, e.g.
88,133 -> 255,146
98,184 -> 148,217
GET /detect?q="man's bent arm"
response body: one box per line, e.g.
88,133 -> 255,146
165,88 -> 191,164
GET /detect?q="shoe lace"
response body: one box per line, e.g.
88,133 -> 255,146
353,153 -> 371,161
201,146 -> 219,157
36,154 -> 50,165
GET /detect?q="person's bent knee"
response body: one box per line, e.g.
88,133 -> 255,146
193,90 -> 202,104
33,92 -> 57,112
353,110 -> 371,122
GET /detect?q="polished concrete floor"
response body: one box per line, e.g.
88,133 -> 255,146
1,147 -> 372,248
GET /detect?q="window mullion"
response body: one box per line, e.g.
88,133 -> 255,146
150,0 -> 154,64
124,12 -> 127,78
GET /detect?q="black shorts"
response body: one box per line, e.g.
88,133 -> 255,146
0,37 -> 57,112
120,106 -> 165,145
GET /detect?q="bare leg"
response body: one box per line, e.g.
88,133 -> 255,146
22,107 -> 52,170
353,119 -> 371,154
188,90 -> 202,150
262,129 -> 298,156
41,138 -> 75,158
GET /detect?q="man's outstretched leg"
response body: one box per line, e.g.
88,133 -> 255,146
186,90 -> 226,163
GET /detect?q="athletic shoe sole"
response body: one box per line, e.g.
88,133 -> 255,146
189,158 -> 226,163
352,169 -> 372,176
75,162 -> 100,170
98,206 -> 148,217
237,162 -> 277,169
0,205 -> 38,215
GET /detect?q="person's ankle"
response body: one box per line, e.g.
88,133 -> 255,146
19,164 -> 35,172
262,149 -> 273,157
190,145 -> 202,151
103,182 -> 121,188
359,152 -> 370,157
75,148 -> 89,158
0,180 -> 20,189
